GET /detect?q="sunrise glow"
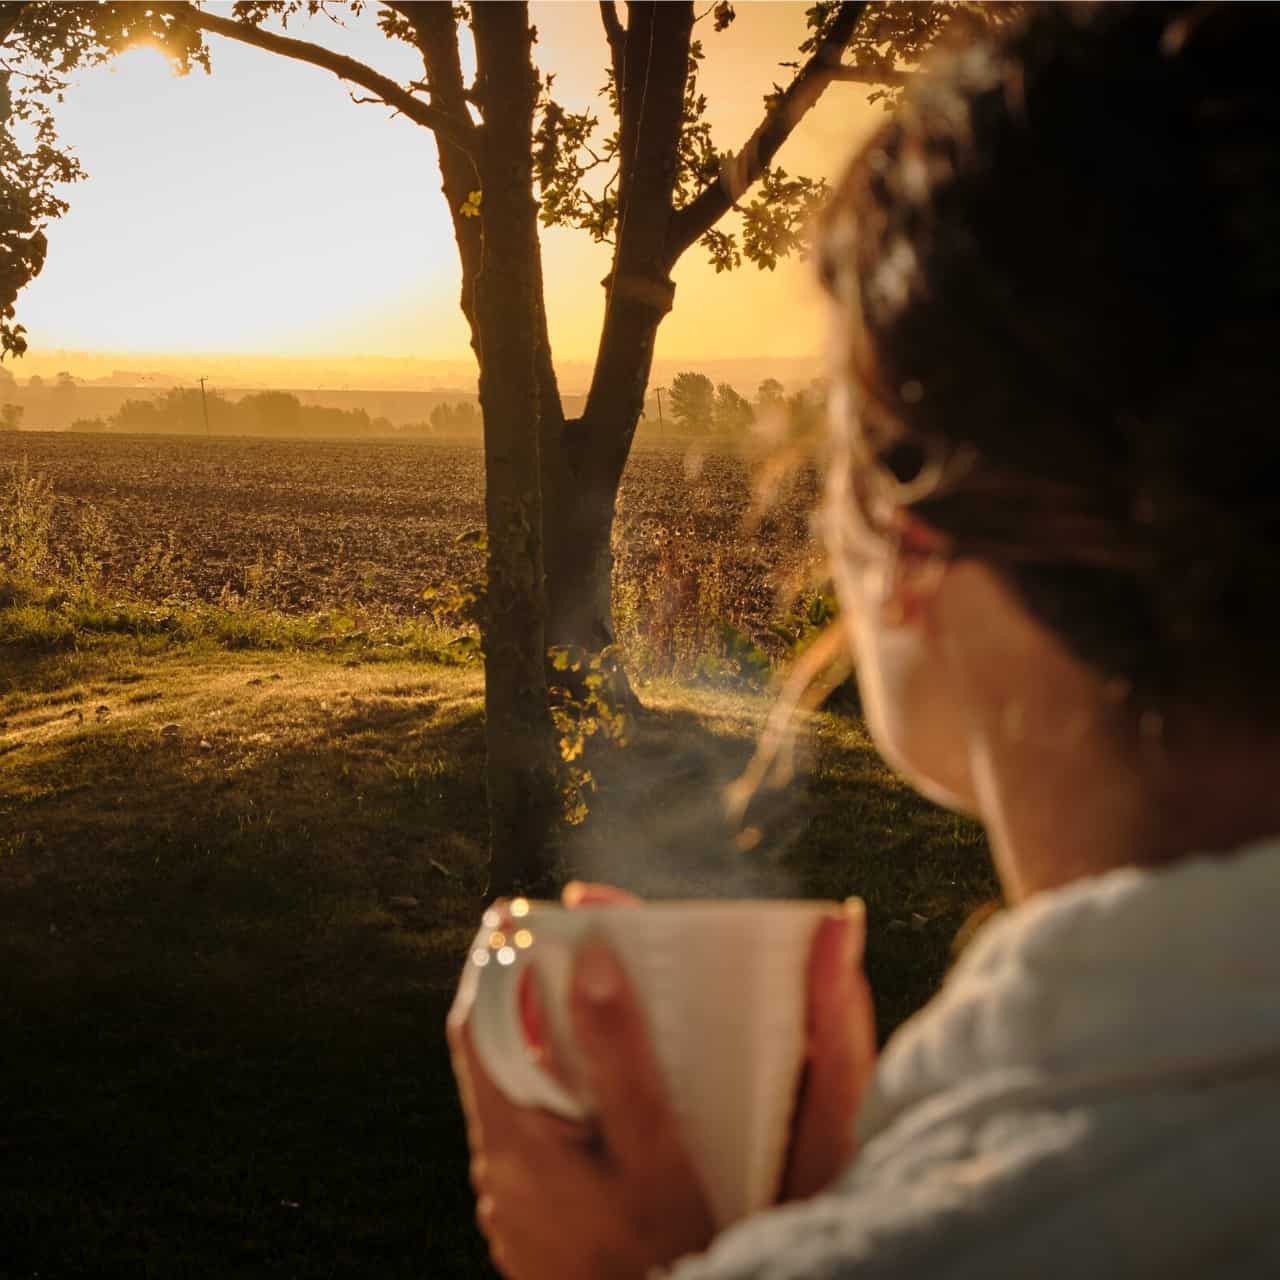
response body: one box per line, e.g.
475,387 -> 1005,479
16,2 -> 878,386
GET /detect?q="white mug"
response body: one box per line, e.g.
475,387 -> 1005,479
452,898 -> 841,1228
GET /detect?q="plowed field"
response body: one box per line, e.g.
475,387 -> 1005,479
3,431 -> 822,649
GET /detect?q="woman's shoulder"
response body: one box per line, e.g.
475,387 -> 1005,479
667,842 -> 1280,1279
665,1072 -> 1280,1279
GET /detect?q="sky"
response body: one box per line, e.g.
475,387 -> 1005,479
16,2 -> 883,392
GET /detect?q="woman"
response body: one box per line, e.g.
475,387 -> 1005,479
450,4 -> 1280,1276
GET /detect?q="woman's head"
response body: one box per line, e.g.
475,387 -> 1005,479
819,2 -> 1280,809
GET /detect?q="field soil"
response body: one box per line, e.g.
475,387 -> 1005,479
2,431 -> 820,649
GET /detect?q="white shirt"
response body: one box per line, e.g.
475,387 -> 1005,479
667,838 -> 1280,1277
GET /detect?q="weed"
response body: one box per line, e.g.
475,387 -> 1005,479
61,500 -> 112,602
0,457 -> 55,580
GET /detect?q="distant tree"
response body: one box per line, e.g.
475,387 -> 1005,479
69,415 -> 107,433
54,370 -> 74,391
0,365 -> 15,392
428,400 -> 481,435
785,384 -> 827,438
669,371 -> 715,434
302,403 -> 372,436
26,374 -> 43,390
757,377 -> 785,409
713,382 -> 754,433
112,398 -> 161,433
239,390 -> 302,434
0,402 -> 21,431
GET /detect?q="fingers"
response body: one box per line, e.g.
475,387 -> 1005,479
452,1016 -> 600,1181
562,880 -> 642,908
782,902 -> 877,1202
567,940 -> 689,1184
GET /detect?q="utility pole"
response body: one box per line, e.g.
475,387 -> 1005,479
655,386 -> 665,438
197,376 -> 211,436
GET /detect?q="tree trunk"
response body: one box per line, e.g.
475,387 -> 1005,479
470,3 -> 559,897
542,1 -> 694,660
543,444 -> 618,655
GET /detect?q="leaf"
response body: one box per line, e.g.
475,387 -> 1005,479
458,189 -> 483,218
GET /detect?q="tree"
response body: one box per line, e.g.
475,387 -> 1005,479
429,400 -> 480,435
757,377 -> 785,410
668,371 -> 715,434
239,389 -> 302,434
3,1 -> 989,892
0,401 -> 21,431
713,382 -> 754,434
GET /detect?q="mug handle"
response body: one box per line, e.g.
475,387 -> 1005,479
458,928 -> 587,1119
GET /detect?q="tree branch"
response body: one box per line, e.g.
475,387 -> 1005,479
664,0 -> 867,265
0,2 -> 31,47
168,1 -> 474,149
830,63 -> 911,87
599,0 -> 625,90
384,2 -> 484,336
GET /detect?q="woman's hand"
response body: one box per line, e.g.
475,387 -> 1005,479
782,897 -> 876,1201
449,887 -> 876,1279
558,883 -> 877,1202
448,911 -> 715,1280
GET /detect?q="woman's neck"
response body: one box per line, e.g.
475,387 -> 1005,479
973,707 -> 1280,903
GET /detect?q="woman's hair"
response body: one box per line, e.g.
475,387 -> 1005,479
819,1 -> 1280,716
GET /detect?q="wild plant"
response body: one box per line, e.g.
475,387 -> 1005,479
61,501 -> 112,601
129,532 -> 188,600
0,457 -> 55,580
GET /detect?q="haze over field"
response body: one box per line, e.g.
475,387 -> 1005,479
14,1 -> 876,390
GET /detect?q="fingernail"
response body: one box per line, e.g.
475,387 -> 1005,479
562,880 -> 585,908
574,940 -> 621,1004
840,897 -> 866,966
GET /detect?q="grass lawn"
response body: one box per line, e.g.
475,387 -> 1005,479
1,636 -> 997,1278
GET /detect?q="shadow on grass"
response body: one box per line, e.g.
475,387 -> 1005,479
1,659 -> 997,1279
1,679 -> 497,1280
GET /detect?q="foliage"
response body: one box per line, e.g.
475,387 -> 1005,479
668,370 -> 715,434
0,455 -> 53,577
713,382 -> 754,433
108,386 -> 378,437
428,400 -> 481,435
530,9 -> 848,270
693,620 -> 772,689
740,167 -> 830,270
0,400 -> 21,430
547,643 -> 632,824
757,377 -> 784,409
60,499 -> 110,601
